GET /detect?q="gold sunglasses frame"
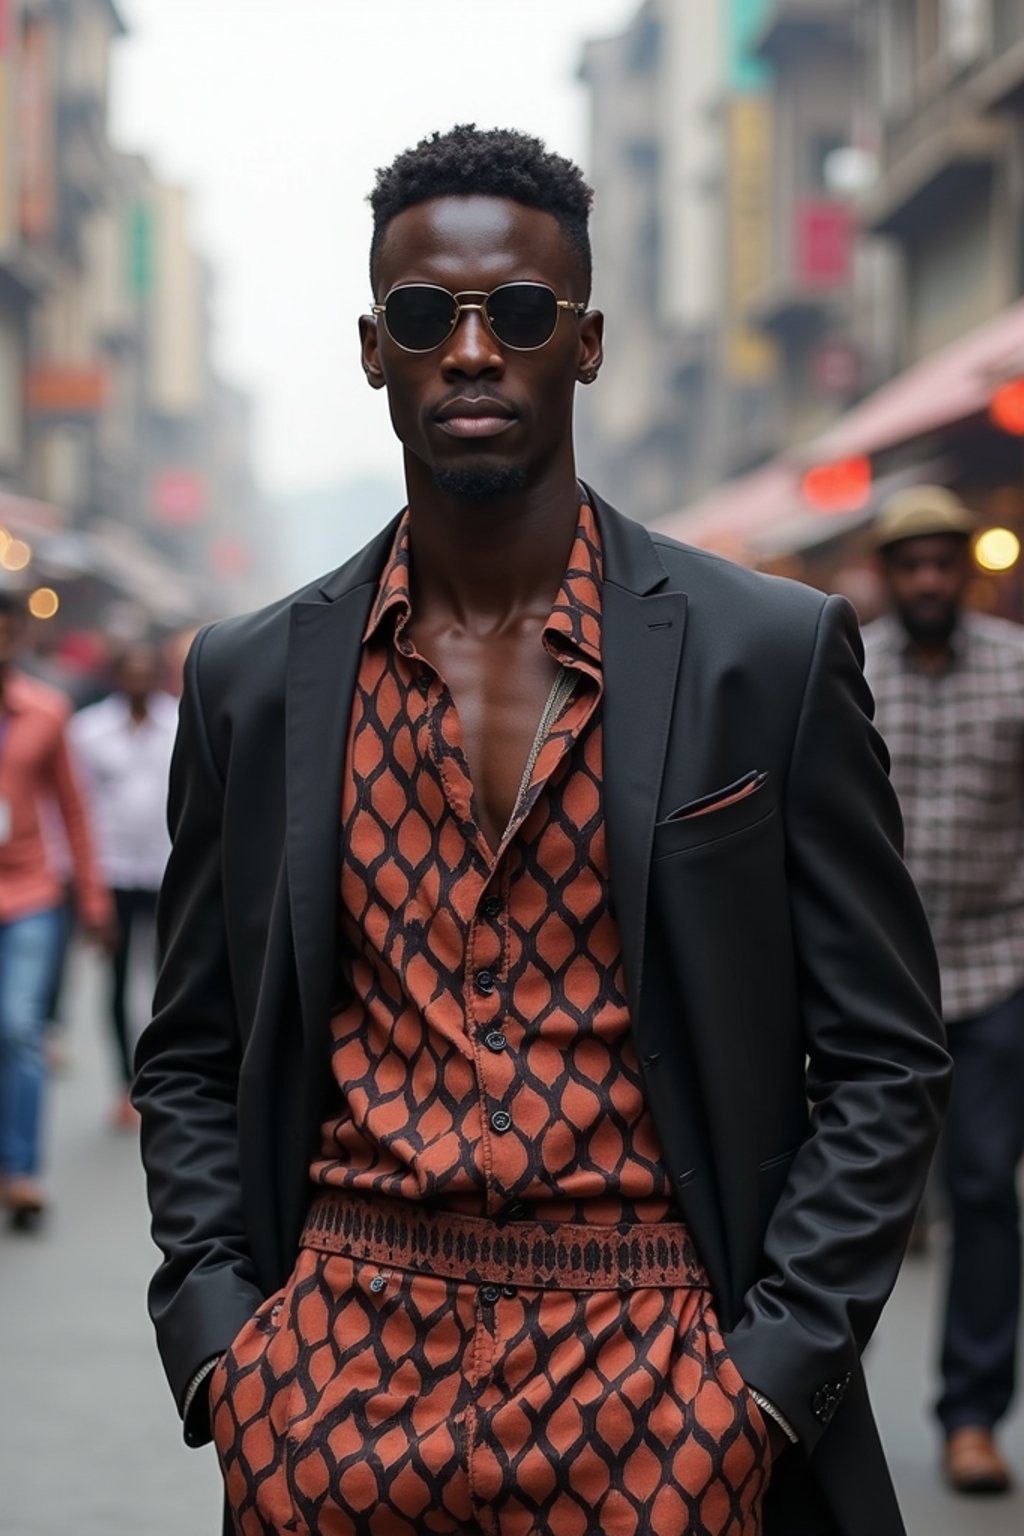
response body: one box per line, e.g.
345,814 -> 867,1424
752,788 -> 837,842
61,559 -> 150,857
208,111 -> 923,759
371,282 -> 586,353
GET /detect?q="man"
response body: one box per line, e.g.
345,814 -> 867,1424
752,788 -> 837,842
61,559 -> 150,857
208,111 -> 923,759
135,127 -> 949,1536
863,485 -> 1024,1496
0,590 -> 112,1227
70,641 -> 176,1127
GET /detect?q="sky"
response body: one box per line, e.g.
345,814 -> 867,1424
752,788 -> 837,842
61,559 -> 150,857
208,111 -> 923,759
110,0 -> 637,501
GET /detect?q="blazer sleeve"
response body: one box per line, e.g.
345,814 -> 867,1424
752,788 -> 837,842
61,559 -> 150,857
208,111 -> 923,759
133,626 -> 263,1446
723,594 -> 952,1452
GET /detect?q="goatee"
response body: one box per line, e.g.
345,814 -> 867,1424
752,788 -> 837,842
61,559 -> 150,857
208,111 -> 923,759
432,464 -> 528,500
899,607 -> 958,646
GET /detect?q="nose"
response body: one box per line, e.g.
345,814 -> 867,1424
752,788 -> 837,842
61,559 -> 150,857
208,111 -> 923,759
440,306 -> 504,380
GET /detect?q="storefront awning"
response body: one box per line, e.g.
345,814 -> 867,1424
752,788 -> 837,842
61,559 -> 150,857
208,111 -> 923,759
659,297 -> 1024,555
807,296 -> 1024,463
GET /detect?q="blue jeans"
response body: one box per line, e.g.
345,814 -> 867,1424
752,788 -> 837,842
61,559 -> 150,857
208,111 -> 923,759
0,905 -> 63,1178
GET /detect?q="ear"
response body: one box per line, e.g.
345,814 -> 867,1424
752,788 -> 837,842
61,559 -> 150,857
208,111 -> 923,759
576,308 -> 604,386
359,314 -> 386,391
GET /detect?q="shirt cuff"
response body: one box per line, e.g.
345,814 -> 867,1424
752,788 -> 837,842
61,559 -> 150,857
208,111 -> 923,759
182,1354 -> 222,1432
749,1388 -> 800,1446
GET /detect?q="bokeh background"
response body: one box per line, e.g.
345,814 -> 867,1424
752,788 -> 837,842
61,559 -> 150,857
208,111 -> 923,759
2,4 -> 1023,1533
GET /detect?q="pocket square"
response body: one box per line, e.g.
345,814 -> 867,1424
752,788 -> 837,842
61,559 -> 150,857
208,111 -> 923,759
667,771 -> 767,822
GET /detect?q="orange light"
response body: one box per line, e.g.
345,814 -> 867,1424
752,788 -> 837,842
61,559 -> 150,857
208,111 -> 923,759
975,527 -> 1021,573
27,586 -> 59,620
990,378 -> 1024,435
1,537 -> 31,571
801,456 -> 872,513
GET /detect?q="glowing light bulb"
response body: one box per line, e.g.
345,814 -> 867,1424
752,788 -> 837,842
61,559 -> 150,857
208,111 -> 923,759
28,586 -> 60,620
974,527 -> 1021,573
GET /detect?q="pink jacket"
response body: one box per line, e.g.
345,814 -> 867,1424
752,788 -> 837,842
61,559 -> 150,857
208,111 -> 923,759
0,670 -> 111,927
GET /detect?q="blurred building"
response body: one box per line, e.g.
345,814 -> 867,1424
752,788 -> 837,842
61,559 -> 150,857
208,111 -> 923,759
0,0 -> 267,650
581,0 -> 1024,615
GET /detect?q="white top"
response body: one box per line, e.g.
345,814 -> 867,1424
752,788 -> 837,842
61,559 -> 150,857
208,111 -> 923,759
69,691 -> 178,891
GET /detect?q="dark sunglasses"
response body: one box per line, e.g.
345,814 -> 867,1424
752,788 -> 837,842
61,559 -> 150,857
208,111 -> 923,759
372,282 -> 586,353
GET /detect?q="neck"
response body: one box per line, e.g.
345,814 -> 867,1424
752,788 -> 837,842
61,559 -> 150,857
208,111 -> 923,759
902,618 -> 958,675
402,452 -> 582,629
127,695 -> 149,723
0,661 -> 9,705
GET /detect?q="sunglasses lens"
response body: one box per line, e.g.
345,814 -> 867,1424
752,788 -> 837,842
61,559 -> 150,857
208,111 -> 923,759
486,284 -> 559,349
384,286 -> 457,350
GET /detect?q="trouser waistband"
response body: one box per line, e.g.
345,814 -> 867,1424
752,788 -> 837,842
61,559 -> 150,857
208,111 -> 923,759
301,1189 -> 708,1291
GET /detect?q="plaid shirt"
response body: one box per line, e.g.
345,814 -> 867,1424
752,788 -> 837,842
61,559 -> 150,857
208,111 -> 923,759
863,611 -> 1024,1021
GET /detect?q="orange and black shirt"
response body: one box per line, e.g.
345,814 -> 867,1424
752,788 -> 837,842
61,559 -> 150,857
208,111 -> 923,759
311,502 -> 673,1224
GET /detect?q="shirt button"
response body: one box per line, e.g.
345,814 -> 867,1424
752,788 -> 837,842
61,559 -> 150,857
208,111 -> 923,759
490,1109 -> 513,1134
475,970 -> 496,996
482,896 -> 501,918
480,1284 -> 502,1304
417,674 -> 430,694
484,1030 -> 508,1053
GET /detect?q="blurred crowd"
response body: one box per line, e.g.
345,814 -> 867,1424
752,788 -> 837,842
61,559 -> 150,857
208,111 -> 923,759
0,592 -> 188,1228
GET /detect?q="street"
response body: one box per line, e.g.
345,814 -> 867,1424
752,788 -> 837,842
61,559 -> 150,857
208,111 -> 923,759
1,949 -> 1022,1536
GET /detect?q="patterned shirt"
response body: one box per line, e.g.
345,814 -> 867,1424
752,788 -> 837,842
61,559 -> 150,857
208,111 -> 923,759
863,611 -> 1024,1021
311,503 -> 674,1223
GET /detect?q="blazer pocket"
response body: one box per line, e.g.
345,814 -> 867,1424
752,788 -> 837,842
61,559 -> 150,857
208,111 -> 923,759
664,770 -> 766,823
653,773 -> 772,858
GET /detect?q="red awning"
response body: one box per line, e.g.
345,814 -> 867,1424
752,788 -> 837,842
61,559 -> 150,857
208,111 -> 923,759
807,295 -> 1024,463
659,461 -> 802,550
659,297 -> 1024,552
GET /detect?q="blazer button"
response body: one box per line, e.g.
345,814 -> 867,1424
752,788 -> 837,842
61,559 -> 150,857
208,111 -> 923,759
490,1110 -> 513,1134
484,1030 -> 508,1054
475,970 -> 496,996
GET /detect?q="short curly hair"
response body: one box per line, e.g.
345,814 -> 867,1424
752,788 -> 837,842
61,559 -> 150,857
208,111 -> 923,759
369,124 -> 594,298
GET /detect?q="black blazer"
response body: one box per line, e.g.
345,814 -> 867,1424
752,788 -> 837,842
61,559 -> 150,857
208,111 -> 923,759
135,491 -> 950,1536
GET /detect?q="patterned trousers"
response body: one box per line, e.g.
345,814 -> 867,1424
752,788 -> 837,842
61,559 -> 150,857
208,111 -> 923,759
211,1192 -> 771,1535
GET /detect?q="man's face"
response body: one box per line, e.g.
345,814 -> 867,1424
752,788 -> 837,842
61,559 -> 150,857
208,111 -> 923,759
117,647 -> 161,705
360,196 -> 603,498
881,534 -> 971,644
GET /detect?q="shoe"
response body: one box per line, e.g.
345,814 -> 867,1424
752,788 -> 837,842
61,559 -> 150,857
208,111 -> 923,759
944,1427 -> 1012,1494
5,1177 -> 47,1235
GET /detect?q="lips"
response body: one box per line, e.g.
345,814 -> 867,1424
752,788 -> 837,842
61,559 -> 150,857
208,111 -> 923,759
434,397 -> 518,440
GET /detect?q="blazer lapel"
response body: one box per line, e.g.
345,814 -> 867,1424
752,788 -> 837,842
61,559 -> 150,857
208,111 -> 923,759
591,491 -> 688,1030
285,518 -> 400,1048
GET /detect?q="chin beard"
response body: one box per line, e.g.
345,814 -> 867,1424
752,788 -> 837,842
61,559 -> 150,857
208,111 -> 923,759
432,463 -> 528,501
899,606 -> 958,645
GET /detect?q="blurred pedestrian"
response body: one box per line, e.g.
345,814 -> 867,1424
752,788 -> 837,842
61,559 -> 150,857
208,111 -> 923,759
69,641 -> 176,1128
864,485 -> 1024,1496
0,590 -> 114,1230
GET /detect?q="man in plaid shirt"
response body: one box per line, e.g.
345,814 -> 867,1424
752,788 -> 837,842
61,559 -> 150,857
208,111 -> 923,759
863,485 -> 1024,1496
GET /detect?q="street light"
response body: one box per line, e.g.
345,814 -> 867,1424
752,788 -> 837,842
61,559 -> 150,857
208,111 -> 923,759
27,587 -> 60,620
1,538 -> 31,571
974,527 -> 1021,573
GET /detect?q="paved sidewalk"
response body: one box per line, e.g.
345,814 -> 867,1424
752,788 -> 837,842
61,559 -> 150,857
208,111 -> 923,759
1,947 -> 1021,1534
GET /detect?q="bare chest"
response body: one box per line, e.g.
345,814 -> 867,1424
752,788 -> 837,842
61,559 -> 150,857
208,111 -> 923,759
415,628 -> 563,852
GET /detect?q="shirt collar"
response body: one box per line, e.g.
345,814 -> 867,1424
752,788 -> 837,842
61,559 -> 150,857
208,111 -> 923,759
883,611 -> 970,669
363,501 -> 604,670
